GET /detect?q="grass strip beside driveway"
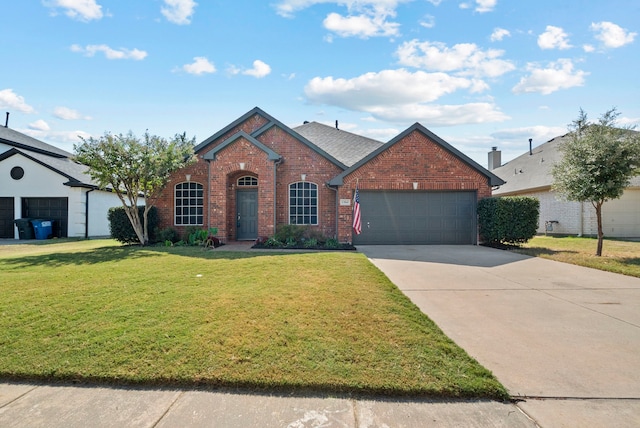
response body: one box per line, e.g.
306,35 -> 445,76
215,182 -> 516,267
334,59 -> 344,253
0,240 -> 506,399
514,236 -> 640,278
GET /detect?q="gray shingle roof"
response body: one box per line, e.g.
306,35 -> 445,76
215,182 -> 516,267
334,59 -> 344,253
0,126 -> 72,158
492,132 -> 640,195
292,121 -> 384,167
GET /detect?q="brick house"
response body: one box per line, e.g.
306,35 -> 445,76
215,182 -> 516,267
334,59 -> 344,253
153,107 -> 504,245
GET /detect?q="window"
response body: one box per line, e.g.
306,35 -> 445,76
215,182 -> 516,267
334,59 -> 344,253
238,176 -> 258,187
289,182 -> 318,225
175,182 -> 204,225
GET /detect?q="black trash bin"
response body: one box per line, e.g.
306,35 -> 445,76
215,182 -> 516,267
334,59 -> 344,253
14,218 -> 35,240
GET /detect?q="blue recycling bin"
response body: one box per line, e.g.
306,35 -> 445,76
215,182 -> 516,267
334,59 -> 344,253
31,219 -> 53,240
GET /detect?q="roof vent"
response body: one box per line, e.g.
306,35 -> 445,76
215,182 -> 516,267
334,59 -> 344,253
529,138 -> 533,155
4,112 -> 8,128
303,121 -> 309,124
335,120 -> 339,130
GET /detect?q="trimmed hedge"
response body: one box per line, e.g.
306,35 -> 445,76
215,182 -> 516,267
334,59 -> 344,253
108,206 -> 158,244
478,197 -> 539,245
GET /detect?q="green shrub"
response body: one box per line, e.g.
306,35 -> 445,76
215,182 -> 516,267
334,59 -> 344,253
156,227 -> 180,244
304,238 -> 319,248
275,224 -> 307,243
478,197 -> 539,245
324,238 -> 340,249
108,206 -> 158,244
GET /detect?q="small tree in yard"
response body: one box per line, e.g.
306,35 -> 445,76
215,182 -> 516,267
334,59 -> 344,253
75,131 -> 196,245
552,108 -> 640,256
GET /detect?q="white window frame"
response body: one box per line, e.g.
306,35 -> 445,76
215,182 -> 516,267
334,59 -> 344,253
174,181 -> 204,226
288,181 -> 318,225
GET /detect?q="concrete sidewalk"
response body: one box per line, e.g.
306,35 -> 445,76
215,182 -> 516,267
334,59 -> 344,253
0,383 -> 535,427
359,245 -> 640,428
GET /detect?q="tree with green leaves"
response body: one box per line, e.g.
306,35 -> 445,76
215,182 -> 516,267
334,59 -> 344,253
552,108 -> 640,256
75,131 -> 196,245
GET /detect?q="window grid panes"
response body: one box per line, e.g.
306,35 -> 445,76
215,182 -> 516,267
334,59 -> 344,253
175,182 -> 204,225
289,182 -> 318,225
237,176 -> 258,186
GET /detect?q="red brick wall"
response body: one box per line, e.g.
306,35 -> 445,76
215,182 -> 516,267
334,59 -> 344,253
151,156 -> 209,239
257,126 -> 342,239
336,129 -> 493,243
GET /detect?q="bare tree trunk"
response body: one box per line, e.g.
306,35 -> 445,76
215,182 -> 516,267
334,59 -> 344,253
595,201 -> 604,257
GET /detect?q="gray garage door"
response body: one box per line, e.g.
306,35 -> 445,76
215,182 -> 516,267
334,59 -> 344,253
22,197 -> 68,238
0,197 -> 14,238
353,191 -> 477,245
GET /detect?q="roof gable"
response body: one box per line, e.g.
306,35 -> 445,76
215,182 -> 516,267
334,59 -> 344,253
329,123 -> 505,186
195,107 -> 348,170
0,147 -> 96,188
202,131 -> 281,161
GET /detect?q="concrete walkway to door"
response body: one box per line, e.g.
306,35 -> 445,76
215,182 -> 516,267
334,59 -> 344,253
358,245 -> 640,428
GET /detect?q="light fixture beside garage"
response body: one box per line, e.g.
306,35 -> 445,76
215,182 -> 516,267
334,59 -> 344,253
413,182 -> 418,190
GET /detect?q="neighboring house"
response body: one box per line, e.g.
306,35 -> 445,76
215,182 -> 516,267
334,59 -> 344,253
0,125 -> 124,239
153,107 -> 504,245
490,135 -> 640,238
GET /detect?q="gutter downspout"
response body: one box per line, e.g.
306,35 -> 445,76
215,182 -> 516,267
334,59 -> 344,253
85,188 -> 94,239
327,183 -> 339,240
273,157 -> 283,236
206,158 -> 211,230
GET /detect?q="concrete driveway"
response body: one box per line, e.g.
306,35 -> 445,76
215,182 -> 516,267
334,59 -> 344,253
358,245 -> 640,428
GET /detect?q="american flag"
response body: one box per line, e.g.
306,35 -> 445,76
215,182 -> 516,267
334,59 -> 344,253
353,186 -> 361,235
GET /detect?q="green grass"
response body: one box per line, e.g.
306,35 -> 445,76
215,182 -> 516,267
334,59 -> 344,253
0,240 -> 506,399
513,236 -> 640,278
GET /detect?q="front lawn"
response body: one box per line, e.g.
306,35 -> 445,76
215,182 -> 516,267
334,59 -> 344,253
513,236 -> 640,278
0,240 -> 506,399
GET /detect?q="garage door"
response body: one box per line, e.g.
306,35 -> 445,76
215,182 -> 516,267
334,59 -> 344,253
0,197 -> 14,238
353,191 -> 477,245
22,197 -> 68,238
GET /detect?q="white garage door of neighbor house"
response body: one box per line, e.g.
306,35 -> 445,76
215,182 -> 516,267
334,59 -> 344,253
353,191 -> 477,245
602,189 -> 640,238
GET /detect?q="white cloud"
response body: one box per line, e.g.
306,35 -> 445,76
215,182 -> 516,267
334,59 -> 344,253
44,0 -> 103,22
243,60 -> 272,78
28,119 -> 50,131
367,103 -> 509,125
70,44 -> 147,60
490,27 -> 510,42
0,89 -> 35,114
459,0 -> 497,13
537,25 -> 572,50
590,21 -> 636,48
228,60 -> 272,78
474,0 -> 497,13
161,0 -> 197,25
490,125 -> 566,143
419,15 -> 435,29
20,128 -> 92,152
396,40 -> 515,78
305,69 -> 477,109
303,68 -> 508,125
582,44 -> 595,53
323,12 -> 399,38
53,106 -> 91,120
182,57 -> 216,75
274,0 -> 407,38
512,59 -> 588,95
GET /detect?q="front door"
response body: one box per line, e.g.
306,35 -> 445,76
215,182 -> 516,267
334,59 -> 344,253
236,190 -> 258,240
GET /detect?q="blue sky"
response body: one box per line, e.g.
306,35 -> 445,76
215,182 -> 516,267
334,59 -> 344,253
1,0 -> 638,166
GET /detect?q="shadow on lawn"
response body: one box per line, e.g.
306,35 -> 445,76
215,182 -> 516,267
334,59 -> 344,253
0,244 -> 327,269
511,247 -> 579,258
